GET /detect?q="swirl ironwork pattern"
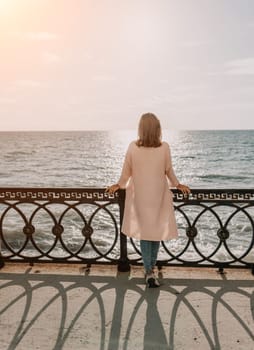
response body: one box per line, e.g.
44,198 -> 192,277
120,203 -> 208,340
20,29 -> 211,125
0,188 -> 253,272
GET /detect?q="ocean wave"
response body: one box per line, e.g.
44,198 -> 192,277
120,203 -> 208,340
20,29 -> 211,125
199,174 -> 249,181
4,151 -> 36,158
179,156 -> 196,159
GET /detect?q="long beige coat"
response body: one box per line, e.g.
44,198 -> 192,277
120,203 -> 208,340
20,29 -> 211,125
118,141 -> 179,241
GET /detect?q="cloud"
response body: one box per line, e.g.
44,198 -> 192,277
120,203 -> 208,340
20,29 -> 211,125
0,97 -> 16,104
83,52 -> 93,61
224,58 -> 254,75
42,52 -> 61,64
180,40 -> 206,48
17,31 -> 58,41
14,80 -> 45,88
92,75 -> 116,82
175,65 -> 198,73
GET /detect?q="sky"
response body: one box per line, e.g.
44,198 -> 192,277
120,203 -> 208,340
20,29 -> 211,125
1,0 -> 254,131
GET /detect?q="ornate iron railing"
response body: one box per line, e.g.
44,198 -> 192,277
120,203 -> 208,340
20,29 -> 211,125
0,188 -> 253,273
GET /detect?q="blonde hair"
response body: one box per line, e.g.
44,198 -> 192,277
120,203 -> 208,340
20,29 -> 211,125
136,113 -> 162,147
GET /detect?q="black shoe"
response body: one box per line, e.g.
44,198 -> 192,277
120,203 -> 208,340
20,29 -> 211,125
146,273 -> 160,288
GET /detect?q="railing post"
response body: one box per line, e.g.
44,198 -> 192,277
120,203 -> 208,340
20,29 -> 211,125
0,241 -> 4,269
0,256 -> 4,269
117,189 -> 130,272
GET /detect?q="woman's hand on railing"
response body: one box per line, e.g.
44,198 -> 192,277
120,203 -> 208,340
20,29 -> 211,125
176,183 -> 191,196
105,184 -> 120,194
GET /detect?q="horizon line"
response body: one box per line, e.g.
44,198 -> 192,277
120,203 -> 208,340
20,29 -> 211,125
0,128 -> 254,133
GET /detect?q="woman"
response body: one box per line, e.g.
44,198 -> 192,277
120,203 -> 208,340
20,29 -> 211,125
106,113 -> 190,288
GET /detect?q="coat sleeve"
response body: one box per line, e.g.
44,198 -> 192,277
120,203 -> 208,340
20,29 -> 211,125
165,143 -> 179,188
118,144 -> 132,188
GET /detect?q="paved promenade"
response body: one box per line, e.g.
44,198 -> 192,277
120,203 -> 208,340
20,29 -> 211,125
0,263 -> 253,350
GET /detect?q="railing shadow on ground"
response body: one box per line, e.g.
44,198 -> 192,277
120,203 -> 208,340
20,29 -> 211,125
0,269 -> 253,350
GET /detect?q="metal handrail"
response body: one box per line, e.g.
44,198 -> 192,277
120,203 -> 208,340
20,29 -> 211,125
0,187 -> 253,273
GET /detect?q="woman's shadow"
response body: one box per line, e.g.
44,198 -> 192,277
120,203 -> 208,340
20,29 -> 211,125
108,272 -> 169,350
143,287 -> 168,350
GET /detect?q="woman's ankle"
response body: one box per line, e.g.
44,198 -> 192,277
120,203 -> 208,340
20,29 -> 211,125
144,269 -> 153,275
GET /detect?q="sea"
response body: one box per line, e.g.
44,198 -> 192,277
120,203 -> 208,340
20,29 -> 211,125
0,129 -> 253,188
0,129 -> 253,262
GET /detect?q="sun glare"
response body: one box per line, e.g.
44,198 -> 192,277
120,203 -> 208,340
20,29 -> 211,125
0,0 -> 12,11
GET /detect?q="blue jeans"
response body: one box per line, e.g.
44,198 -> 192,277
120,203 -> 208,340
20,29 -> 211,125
140,240 -> 160,274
